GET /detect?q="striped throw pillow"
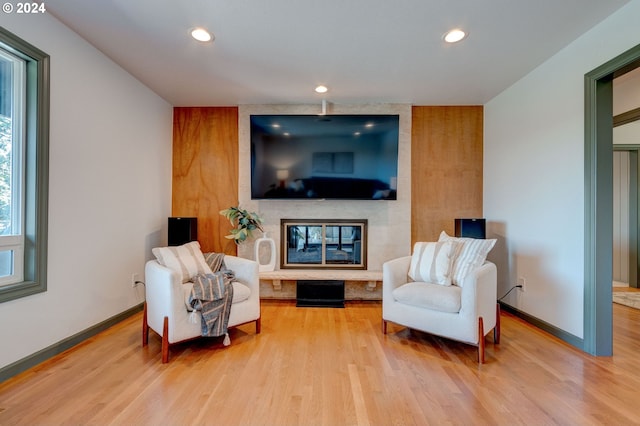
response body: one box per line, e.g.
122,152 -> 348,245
438,231 -> 496,287
152,241 -> 213,283
408,241 -> 458,286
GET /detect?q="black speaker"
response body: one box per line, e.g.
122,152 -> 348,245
455,218 -> 486,239
168,217 -> 198,246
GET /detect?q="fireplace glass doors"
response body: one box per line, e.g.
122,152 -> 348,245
281,219 -> 367,269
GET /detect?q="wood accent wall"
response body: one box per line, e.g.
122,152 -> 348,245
172,105 -> 483,254
172,107 -> 239,254
411,106 -> 483,244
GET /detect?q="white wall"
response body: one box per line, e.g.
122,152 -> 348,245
484,0 -> 640,338
615,121 -> 640,143
613,67 -> 640,115
613,67 -> 640,145
238,104 -> 412,270
0,13 -> 172,369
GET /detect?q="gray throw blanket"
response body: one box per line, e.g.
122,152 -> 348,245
188,253 -> 234,344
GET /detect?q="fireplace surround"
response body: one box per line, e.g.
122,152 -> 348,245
237,103 -> 412,275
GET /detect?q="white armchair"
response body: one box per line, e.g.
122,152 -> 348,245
382,239 -> 500,363
142,254 -> 261,363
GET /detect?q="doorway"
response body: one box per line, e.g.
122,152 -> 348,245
585,44 -> 640,356
613,148 -> 639,289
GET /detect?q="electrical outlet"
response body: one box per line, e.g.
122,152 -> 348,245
131,273 -> 140,287
518,277 -> 526,292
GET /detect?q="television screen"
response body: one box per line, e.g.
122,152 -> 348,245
250,114 -> 399,200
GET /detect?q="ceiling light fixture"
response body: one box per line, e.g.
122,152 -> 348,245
315,85 -> 328,94
191,27 -> 213,43
443,29 -> 466,43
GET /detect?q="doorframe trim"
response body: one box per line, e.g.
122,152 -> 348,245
584,44 -> 640,356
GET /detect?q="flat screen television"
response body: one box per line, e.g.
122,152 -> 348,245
250,114 -> 399,200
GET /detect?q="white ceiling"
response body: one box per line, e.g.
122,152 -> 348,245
47,0 -> 631,107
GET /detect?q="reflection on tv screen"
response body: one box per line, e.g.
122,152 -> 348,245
250,114 -> 399,200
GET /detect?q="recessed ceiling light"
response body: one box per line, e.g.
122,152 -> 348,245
191,27 -> 213,42
315,85 -> 328,94
443,29 -> 466,43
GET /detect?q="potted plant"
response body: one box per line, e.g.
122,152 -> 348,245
219,206 -> 264,244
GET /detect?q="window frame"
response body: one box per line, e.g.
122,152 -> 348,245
0,45 -> 26,286
0,27 -> 50,303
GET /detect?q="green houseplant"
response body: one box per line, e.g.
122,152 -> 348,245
219,206 -> 264,244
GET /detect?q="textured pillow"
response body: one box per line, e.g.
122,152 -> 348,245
438,231 -> 496,287
152,241 -> 213,283
408,241 -> 458,286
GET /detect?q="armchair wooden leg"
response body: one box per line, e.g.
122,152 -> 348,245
142,302 -> 149,346
256,317 -> 261,334
494,303 -> 501,344
382,319 -> 387,334
478,317 -> 485,364
162,316 -> 169,364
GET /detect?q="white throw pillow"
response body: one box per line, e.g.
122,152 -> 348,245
152,241 -> 213,283
438,231 -> 496,287
408,241 -> 457,286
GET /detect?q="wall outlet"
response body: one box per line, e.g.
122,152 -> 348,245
131,273 -> 140,287
518,277 -> 526,292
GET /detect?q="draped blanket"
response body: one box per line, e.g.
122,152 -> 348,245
188,253 -> 234,343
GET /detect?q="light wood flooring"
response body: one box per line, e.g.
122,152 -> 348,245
1,299 -> 639,425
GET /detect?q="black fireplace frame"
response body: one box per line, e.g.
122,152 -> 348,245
280,219 -> 368,270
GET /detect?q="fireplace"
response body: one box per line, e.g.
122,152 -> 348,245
280,219 -> 367,270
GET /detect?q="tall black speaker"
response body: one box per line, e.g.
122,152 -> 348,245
455,218 -> 486,239
168,217 -> 198,246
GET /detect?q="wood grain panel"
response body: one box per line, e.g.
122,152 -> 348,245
411,106 -> 483,244
172,106 -> 481,252
172,107 -> 239,254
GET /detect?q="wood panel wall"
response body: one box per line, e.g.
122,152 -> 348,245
172,105 -> 483,253
172,107 -> 239,254
411,106 -> 484,244
613,150 -> 630,284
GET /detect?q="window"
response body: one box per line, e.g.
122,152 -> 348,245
0,28 -> 49,303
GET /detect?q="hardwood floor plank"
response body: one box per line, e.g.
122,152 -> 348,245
1,300 -> 640,425
347,363 -> 370,426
